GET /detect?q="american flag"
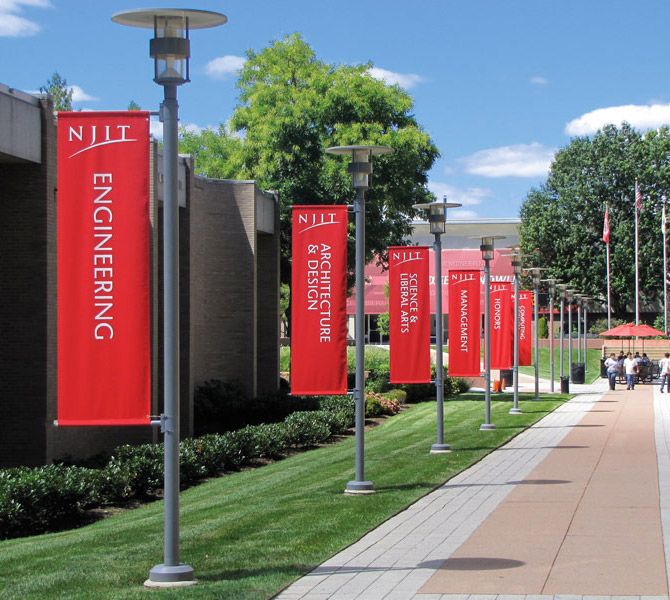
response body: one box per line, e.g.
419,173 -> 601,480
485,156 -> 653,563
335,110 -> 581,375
602,207 -> 610,244
635,179 -> 643,212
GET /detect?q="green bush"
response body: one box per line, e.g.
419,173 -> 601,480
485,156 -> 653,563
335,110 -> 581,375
0,390 -> 399,540
538,316 -> 548,339
0,465 -> 98,538
384,389 -> 407,403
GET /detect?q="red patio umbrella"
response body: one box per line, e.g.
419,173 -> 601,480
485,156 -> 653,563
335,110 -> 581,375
600,322 -> 667,352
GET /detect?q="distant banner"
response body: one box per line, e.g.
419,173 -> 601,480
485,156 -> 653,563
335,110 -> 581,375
490,283 -> 513,370
57,111 -> 151,426
291,206 -> 348,395
447,270 -> 481,377
389,246 -> 430,383
518,290 -> 533,366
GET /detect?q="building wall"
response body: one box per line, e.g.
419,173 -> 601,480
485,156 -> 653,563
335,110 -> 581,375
189,179 -> 258,398
0,97 -> 52,467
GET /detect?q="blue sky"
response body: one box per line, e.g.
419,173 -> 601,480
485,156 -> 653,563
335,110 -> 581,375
3,0 -> 670,219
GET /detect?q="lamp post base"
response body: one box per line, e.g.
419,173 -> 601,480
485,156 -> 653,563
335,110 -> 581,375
509,407 -> 522,415
480,423 -> 496,431
345,480 -> 375,495
145,564 -> 196,588
430,443 -> 452,454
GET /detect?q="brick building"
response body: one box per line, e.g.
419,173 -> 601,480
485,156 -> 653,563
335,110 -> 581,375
0,83 -> 279,467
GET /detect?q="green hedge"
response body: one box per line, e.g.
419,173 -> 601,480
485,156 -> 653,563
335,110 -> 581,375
0,395 -> 363,540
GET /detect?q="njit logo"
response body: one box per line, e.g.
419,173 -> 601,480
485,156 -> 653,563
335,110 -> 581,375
298,212 -> 340,233
67,124 -> 136,158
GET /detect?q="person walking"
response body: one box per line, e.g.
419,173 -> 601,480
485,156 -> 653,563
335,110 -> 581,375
605,352 -> 619,391
660,352 -> 670,393
624,352 -> 638,390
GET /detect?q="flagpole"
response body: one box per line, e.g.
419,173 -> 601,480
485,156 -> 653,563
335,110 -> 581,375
635,179 -> 640,325
664,197 -> 668,335
606,243 -> 611,330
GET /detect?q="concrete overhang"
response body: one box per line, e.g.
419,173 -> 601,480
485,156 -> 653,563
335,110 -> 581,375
0,83 -> 41,164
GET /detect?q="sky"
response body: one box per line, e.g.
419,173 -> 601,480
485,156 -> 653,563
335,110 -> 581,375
2,0 -> 670,219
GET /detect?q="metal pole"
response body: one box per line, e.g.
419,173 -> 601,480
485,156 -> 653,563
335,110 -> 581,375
148,84 -> 194,583
568,300 -> 573,380
533,281 -> 539,400
584,304 -> 588,376
549,292 -> 554,392
559,295 -> 564,380
664,201 -> 668,335
576,302 -> 582,363
346,186 -> 373,493
635,184 -> 640,325
481,258 -> 495,430
432,235 -> 450,452
606,242 -> 612,330
511,272 -> 521,414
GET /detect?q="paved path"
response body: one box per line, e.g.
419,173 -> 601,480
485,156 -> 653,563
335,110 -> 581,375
276,380 -> 670,600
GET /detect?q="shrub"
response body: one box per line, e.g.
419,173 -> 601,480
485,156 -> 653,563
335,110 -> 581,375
0,465 -> 98,538
283,411 -> 332,447
538,316 -> 548,339
451,378 -> 471,394
365,392 -> 400,416
384,389 -> 407,403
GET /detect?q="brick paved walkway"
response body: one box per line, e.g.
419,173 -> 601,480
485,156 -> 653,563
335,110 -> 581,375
276,380 -> 670,600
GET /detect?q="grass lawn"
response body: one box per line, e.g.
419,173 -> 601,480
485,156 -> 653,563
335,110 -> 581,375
0,394 -> 566,600
519,347 -> 602,384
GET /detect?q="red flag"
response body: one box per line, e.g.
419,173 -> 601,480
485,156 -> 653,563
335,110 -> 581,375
291,206 -> 348,395
635,179 -> 643,212
57,112 -> 151,425
517,290 -> 533,366
389,246 -> 431,383
602,207 -> 610,244
447,270 -> 481,377
490,283 -> 513,370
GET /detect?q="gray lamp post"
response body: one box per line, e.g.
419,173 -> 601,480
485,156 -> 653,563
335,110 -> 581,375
510,253 -> 523,414
557,284 -> 567,387
526,268 -> 546,400
478,235 -> 505,431
413,196 -> 461,453
581,296 -> 591,376
112,8 -> 227,588
575,294 -> 583,364
542,279 -> 558,393
565,289 -> 577,383
326,145 -> 393,494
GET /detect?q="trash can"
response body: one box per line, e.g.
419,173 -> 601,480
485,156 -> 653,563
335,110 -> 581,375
571,362 -> 585,384
560,376 -> 570,393
500,369 -> 514,389
600,358 -> 607,378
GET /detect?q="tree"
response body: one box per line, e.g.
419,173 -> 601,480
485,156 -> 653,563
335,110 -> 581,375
180,34 -> 438,293
40,72 -> 72,111
127,100 -> 141,111
520,123 -> 670,316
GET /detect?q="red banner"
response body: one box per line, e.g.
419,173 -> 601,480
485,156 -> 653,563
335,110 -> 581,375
291,206 -> 348,394
389,246 -> 430,383
518,290 -> 533,366
57,112 -> 151,425
490,283 -> 513,370
447,270 -> 481,376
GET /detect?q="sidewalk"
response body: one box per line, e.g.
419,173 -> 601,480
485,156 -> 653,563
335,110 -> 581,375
276,379 -> 670,600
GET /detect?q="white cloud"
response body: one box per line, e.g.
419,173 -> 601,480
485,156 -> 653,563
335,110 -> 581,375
461,143 -> 556,178
69,85 -> 98,103
0,0 -> 50,37
427,181 -> 491,207
565,103 -> 670,136
205,55 -> 246,79
530,75 -> 549,86
368,67 -> 424,89
449,209 -> 479,220
150,120 -> 205,140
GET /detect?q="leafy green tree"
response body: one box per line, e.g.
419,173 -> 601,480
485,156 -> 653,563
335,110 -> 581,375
127,100 -> 141,111
179,124 -> 245,179
520,123 -> 670,317
40,72 -> 72,111
180,34 -> 438,289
